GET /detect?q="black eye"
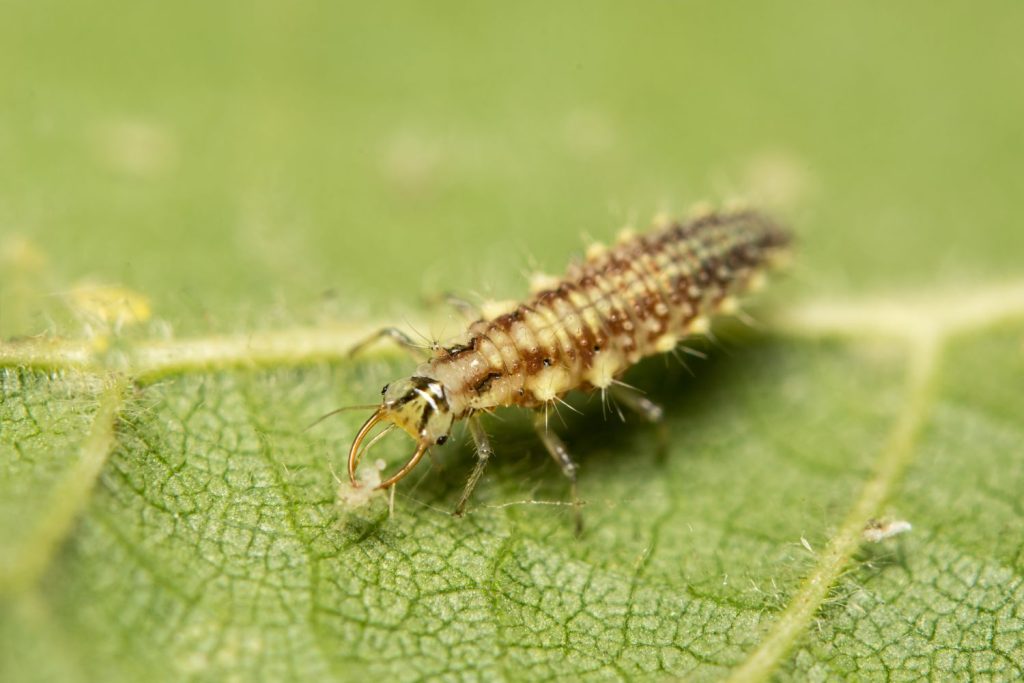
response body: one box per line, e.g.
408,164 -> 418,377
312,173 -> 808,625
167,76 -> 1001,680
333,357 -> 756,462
381,384 -> 389,395
435,435 -> 448,445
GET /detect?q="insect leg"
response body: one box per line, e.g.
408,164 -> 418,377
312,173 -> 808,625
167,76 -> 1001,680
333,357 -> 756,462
348,327 -> 430,360
532,412 -> 584,536
453,414 -> 495,517
444,292 -> 481,320
610,385 -> 669,462
608,386 -> 664,423
420,290 -> 480,319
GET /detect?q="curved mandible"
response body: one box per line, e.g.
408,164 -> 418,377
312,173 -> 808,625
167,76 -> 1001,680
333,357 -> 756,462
376,442 -> 429,489
348,409 -> 385,487
347,409 -> 430,490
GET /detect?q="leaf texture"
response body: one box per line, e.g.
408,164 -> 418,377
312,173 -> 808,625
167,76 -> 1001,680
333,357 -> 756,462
2,1 -> 1023,681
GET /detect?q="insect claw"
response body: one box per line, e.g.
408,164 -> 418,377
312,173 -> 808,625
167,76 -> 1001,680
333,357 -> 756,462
347,408 -> 433,491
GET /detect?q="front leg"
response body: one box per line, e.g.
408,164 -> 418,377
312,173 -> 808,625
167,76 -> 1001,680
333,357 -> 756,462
348,327 -> 432,360
444,293 -> 481,321
532,412 -> 584,536
453,414 -> 495,517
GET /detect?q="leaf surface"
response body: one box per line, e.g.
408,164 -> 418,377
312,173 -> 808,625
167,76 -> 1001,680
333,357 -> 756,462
2,2 -> 1023,681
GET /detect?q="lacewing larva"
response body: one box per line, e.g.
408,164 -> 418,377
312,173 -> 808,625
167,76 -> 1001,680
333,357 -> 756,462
342,208 -> 792,530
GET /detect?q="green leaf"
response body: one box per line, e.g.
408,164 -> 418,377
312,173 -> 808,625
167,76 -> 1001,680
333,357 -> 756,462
2,2 -> 1023,681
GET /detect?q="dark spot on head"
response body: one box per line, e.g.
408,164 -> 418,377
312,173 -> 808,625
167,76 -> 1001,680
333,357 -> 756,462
593,344 -> 601,352
435,435 -> 448,445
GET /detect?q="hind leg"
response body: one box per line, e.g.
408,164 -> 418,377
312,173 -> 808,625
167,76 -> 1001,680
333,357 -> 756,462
609,387 -> 664,423
532,412 -> 584,536
610,385 -> 670,460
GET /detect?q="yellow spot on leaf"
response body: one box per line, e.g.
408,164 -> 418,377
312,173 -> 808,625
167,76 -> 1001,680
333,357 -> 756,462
69,283 -> 152,328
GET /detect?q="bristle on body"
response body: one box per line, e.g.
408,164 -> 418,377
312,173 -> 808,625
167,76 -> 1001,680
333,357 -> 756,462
426,210 -> 792,416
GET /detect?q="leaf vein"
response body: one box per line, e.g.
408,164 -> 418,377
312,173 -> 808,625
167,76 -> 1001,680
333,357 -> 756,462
726,332 -> 943,681
0,375 -> 128,594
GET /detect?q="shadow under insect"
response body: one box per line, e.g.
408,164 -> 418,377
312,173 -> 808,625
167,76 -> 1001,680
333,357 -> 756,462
356,321 -> 778,528
334,208 -> 793,533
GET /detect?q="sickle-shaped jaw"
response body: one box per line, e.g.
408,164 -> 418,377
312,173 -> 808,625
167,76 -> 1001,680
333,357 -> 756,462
347,409 -> 384,486
376,441 -> 429,489
347,408 -> 430,490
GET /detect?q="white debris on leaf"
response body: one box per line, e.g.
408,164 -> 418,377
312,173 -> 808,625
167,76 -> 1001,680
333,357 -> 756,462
863,518 -> 912,543
337,459 -> 386,509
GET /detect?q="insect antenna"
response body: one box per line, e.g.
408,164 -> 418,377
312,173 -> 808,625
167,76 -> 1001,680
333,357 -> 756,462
304,404 -> 381,432
400,316 -> 440,352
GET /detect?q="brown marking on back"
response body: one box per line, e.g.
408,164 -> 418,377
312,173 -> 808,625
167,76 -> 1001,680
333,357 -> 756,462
423,210 -> 792,412
443,337 -> 478,359
473,371 -> 503,396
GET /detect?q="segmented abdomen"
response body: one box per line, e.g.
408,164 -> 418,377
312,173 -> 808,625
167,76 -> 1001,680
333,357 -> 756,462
426,210 -> 791,416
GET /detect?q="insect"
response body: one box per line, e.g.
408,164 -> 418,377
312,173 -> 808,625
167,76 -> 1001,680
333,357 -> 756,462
344,208 -> 792,531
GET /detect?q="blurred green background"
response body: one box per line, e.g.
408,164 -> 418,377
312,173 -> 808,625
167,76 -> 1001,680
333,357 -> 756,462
3,1 -> 1021,338
2,2 -> 1024,682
